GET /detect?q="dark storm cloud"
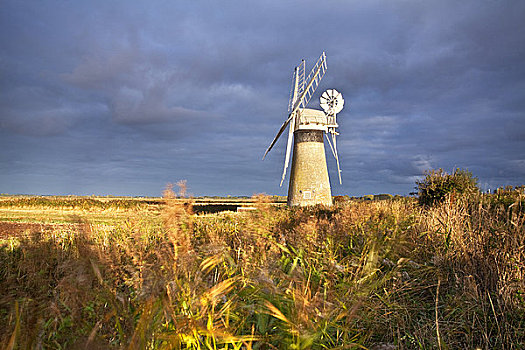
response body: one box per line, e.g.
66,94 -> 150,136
1,0 -> 524,196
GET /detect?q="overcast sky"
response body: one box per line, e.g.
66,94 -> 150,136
1,0 -> 524,197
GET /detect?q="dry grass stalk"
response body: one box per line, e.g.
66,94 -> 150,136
0,192 -> 523,348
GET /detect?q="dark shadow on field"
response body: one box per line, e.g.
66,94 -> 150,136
192,204 -> 239,214
0,224 -> 126,349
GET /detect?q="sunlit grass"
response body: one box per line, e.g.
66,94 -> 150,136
0,189 -> 523,349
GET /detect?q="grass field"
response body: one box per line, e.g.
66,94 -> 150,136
0,188 -> 523,349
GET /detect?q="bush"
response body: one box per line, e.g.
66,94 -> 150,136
415,168 -> 479,206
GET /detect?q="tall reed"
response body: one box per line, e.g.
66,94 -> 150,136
1,190 -> 523,349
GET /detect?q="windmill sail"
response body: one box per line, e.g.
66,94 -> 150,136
291,52 -> 327,113
262,115 -> 294,160
288,60 -> 305,113
333,133 -> 342,185
280,63 -> 301,186
281,116 -> 295,186
324,132 -> 342,185
263,52 -> 327,160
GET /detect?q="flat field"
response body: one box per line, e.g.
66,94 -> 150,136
0,193 -> 523,349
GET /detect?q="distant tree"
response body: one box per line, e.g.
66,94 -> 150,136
415,168 -> 479,206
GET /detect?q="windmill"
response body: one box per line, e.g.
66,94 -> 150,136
263,52 -> 345,206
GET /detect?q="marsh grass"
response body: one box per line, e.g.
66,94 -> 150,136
0,196 -> 161,227
0,188 -> 524,349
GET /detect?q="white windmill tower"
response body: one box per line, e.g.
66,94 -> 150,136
263,52 -> 345,206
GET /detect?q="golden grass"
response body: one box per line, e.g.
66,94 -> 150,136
0,189 -> 523,349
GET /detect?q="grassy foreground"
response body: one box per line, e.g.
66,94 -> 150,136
0,191 -> 523,349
